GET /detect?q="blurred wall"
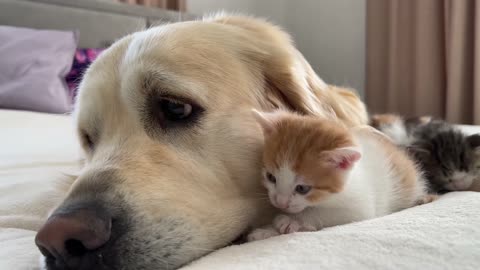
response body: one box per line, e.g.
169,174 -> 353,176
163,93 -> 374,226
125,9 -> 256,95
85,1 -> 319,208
187,0 -> 287,25
187,0 -> 366,97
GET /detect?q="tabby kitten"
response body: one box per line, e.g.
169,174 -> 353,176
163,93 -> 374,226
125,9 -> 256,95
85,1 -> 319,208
371,114 -> 480,193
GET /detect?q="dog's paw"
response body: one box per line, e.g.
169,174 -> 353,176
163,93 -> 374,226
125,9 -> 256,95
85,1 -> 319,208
246,228 -> 279,242
273,214 -> 302,234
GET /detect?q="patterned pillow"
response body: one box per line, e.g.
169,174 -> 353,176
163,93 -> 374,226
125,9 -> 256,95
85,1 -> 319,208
66,48 -> 105,101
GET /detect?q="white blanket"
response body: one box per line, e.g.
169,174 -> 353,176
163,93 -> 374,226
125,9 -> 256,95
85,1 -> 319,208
186,192 -> 480,270
0,110 -> 82,269
1,109 -> 479,270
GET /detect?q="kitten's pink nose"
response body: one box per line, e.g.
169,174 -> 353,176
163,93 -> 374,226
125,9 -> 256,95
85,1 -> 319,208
275,195 -> 290,209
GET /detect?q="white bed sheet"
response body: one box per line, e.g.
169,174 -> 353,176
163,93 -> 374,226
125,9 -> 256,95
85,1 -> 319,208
0,109 -> 479,270
0,110 -> 82,269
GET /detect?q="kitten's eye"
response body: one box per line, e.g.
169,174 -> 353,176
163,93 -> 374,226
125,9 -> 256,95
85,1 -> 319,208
460,155 -> 466,167
295,185 -> 312,195
266,172 -> 276,184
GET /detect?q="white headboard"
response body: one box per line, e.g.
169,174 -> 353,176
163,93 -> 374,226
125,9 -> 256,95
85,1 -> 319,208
0,0 -> 196,47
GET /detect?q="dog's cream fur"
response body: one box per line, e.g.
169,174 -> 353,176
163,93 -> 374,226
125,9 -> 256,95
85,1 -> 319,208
44,15 -> 367,269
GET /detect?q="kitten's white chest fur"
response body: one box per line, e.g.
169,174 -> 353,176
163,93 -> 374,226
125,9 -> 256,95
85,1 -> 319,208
379,119 -> 414,146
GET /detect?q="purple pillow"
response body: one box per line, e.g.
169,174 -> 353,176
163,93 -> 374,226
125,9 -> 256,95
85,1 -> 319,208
66,48 -> 105,101
0,26 -> 78,114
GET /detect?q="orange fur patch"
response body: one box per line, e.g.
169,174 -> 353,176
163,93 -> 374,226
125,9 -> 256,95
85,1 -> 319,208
261,113 -> 356,203
369,114 -> 402,129
417,116 -> 433,124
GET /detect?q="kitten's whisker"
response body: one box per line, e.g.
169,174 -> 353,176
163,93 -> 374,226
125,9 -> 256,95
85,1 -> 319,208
250,196 -> 270,200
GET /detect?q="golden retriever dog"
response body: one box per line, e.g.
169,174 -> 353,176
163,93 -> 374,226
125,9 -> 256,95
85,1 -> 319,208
35,14 -> 367,270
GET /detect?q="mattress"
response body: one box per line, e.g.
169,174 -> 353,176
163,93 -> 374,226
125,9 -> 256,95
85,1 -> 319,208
0,109 -> 479,270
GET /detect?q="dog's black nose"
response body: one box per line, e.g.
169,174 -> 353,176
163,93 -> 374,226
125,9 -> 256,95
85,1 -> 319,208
35,206 -> 111,269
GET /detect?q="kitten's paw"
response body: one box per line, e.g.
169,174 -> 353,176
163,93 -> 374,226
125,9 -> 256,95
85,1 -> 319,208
273,215 -> 302,234
416,194 -> 439,205
247,228 -> 279,242
300,224 -> 318,232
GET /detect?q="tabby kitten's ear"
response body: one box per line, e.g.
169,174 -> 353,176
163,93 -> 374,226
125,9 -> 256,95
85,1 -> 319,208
407,146 -> 431,159
467,134 -> 480,152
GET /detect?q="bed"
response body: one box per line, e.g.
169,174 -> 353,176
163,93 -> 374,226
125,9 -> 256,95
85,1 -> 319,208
2,110 -> 480,270
1,1 -> 479,269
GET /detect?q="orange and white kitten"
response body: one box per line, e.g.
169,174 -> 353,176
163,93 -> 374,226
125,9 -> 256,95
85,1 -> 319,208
248,110 -> 433,241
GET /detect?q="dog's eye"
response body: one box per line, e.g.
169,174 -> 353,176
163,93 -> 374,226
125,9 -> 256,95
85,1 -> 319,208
154,97 -> 204,129
81,132 -> 94,150
160,98 -> 192,121
145,95 -> 203,133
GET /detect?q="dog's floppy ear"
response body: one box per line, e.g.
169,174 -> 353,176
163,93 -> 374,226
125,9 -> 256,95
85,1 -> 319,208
265,49 -> 368,127
209,15 -> 368,126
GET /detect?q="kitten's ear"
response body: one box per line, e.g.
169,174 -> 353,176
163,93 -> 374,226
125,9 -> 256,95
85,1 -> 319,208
408,146 -> 426,154
408,146 -> 432,161
467,134 -> 480,152
251,109 -> 286,135
320,147 -> 362,170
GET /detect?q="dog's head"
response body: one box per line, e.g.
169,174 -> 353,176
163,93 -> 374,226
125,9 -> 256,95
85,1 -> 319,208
35,15 -> 367,269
